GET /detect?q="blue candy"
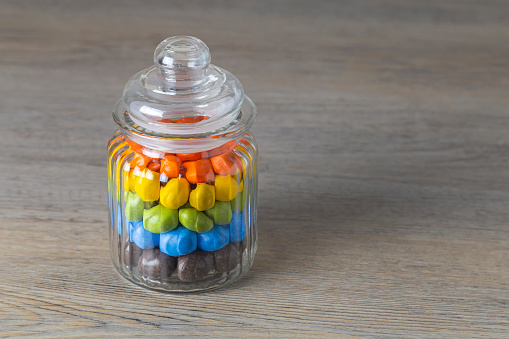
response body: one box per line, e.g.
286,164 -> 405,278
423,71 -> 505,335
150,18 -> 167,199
129,220 -> 159,249
117,203 -> 122,235
230,211 -> 246,242
197,225 -> 229,251
160,226 -> 197,257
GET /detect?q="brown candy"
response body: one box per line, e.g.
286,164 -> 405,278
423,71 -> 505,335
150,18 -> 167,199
234,238 -> 248,252
177,250 -> 214,282
124,241 -> 143,268
214,242 -> 241,273
138,248 -> 177,281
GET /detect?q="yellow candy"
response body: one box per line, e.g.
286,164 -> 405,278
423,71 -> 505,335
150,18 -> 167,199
123,163 -> 137,192
232,158 -> 248,182
235,146 -> 253,179
115,146 -> 132,200
189,183 -> 215,211
134,168 -> 160,202
232,170 -> 241,182
238,180 -> 244,193
241,158 -> 248,180
214,175 -> 239,201
114,145 -> 131,189
160,178 -> 190,209
123,164 -> 130,191
108,136 -> 125,181
129,170 -> 136,192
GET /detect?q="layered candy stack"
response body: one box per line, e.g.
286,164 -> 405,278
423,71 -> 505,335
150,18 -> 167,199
115,138 -> 251,283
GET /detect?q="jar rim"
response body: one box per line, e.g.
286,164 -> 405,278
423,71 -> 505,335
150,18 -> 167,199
113,95 -> 256,153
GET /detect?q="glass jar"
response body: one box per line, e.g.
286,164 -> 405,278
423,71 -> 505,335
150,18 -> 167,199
107,36 -> 258,292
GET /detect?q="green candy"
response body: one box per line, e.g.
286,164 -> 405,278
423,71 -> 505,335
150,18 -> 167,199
144,200 -> 159,210
205,201 -> 232,225
231,186 -> 247,212
180,201 -> 193,209
125,191 -> 144,221
179,207 -> 214,233
143,204 -> 179,234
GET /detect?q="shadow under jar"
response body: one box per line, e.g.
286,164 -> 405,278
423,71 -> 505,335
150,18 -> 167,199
107,36 -> 258,292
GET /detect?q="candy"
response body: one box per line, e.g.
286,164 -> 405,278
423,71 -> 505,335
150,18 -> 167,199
214,174 -> 239,201
241,158 -> 249,180
177,152 -> 207,162
229,211 -> 246,242
130,153 -> 151,170
123,164 -> 131,191
177,250 -> 214,282
160,177 -> 190,209
134,167 -> 160,201
234,238 -> 248,252
175,116 -> 209,124
197,225 -> 230,251
117,203 -> 123,235
232,157 -> 247,182
210,150 -> 242,176
178,207 -> 214,233
160,226 -> 197,257
112,141 -> 256,285
207,140 -> 235,158
143,200 -> 158,210
230,183 -> 247,212
115,146 -> 133,198
189,183 -> 215,211
205,201 -> 232,225
214,242 -> 241,273
180,201 -> 193,209
108,193 -> 114,230
124,168 -> 136,192
158,116 -> 209,124
235,146 -> 253,179
129,221 -> 160,249
183,159 -> 214,184
143,204 -> 179,234
138,248 -> 177,281
108,133 -> 123,158
124,241 -> 143,269
160,155 -> 181,178
125,191 -> 144,222
147,160 -> 161,172
125,138 -> 144,154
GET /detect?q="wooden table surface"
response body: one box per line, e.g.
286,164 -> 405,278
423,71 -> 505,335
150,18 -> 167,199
1,0 -> 509,337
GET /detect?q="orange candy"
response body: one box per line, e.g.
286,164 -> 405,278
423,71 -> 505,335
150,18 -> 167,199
175,116 -> 209,123
157,118 -> 174,123
210,150 -> 242,175
177,152 -> 208,161
160,155 -> 181,178
130,153 -> 151,170
183,159 -> 215,184
147,160 -> 161,172
208,140 -> 236,158
125,139 -> 144,154
157,116 -> 210,124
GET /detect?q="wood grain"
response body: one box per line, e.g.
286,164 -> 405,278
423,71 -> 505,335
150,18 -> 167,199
1,0 -> 509,337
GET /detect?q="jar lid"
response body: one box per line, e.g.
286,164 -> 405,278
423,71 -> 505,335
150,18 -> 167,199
113,36 -> 256,153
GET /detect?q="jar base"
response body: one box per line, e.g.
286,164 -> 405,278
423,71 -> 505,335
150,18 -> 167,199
111,249 -> 254,293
